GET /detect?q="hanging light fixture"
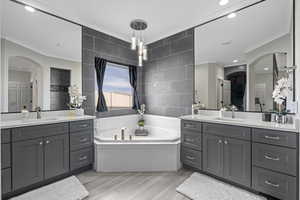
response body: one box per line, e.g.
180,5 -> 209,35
130,19 -> 148,66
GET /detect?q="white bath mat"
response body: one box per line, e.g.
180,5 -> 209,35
10,176 -> 89,200
176,173 -> 266,200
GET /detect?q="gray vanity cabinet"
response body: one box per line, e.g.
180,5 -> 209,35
12,138 -> 44,190
202,134 -> 223,177
223,138 -> 251,187
44,134 -> 69,179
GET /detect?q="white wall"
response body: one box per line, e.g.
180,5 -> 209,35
296,0 -> 300,116
0,0 -> 3,193
1,39 -> 82,112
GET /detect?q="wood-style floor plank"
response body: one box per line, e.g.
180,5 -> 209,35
77,170 -> 192,200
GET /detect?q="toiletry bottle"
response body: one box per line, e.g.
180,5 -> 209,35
21,105 -> 29,118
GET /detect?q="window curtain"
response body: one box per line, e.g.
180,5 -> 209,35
95,57 -> 108,112
129,65 -> 140,110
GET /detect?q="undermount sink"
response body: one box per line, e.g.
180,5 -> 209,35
214,117 -> 244,122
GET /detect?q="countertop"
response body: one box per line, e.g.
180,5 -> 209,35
180,115 -> 299,133
0,115 -> 96,129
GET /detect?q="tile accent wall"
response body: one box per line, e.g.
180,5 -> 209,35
143,29 -> 195,117
82,27 -> 143,117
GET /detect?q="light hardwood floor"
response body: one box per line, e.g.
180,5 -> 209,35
77,169 -> 192,200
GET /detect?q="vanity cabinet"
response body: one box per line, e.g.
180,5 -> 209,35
181,120 -> 299,200
181,120 -> 202,170
203,132 -> 251,187
12,124 -> 69,190
2,119 -> 94,199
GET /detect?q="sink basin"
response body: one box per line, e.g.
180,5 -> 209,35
22,118 -> 58,122
214,117 -> 244,122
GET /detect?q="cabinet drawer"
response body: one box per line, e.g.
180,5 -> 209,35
1,168 -> 12,195
70,147 -> 93,171
12,123 -> 69,142
70,130 -> 93,151
182,130 -> 201,150
181,147 -> 202,170
203,123 -> 250,140
252,143 -> 297,176
181,120 -> 201,132
252,167 -> 296,200
1,143 -> 11,169
1,129 -> 11,144
70,120 -> 93,133
252,129 -> 297,148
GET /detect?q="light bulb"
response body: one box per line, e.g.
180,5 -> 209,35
138,55 -> 143,67
143,46 -> 148,61
138,41 -> 144,56
131,35 -> 137,50
227,13 -> 236,19
219,0 -> 229,6
25,5 -> 35,12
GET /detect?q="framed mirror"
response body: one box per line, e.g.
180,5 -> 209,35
1,0 -> 82,113
194,0 -> 295,113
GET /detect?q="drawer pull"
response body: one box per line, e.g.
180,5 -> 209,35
79,124 -> 89,128
265,180 -> 279,188
218,140 -> 222,144
184,124 -> 195,128
39,141 -> 43,145
185,138 -> 195,143
45,140 -> 50,144
79,155 -> 88,161
264,135 -> 280,140
264,155 -> 280,161
186,156 -> 195,160
80,138 -> 88,143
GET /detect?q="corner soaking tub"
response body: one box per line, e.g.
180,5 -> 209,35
94,114 -> 181,172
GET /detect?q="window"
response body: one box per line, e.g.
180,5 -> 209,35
95,62 -> 133,110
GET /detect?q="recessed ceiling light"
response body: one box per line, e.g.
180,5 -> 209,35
264,67 -> 269,71
219,0 -> 229,6
227,13 -> 236,19
233,59 -> 238,63
25,5 -> 35,12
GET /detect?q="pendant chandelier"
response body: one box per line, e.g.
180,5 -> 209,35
130,19 -> 148,66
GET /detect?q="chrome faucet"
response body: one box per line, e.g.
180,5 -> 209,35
36,106 -> 42,119
230,105 -> 238,118
121,127 -> 127,140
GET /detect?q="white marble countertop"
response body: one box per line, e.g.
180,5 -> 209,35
0,115 -> 96,129
180,115 -> 299,133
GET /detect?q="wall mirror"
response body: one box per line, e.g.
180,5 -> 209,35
1,0 -> 82,113
194,0 -> 295,113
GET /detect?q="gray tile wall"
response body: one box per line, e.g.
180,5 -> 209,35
82,27 -> 143,117
143,29 -> 195,117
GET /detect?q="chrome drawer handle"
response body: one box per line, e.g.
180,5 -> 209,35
185,138 -> 194,143
218,140 -> 222,144
264,155 -> 280,161
39,141 -> 43,146
186,156 -> 195,160
80,138 -> 88,143
264,135 -> 280,140
79,124 -> 89,128
46,140 -> 50,144
79,156 -> 88,161
185,124 -> 195,128
265,180 -> 279,188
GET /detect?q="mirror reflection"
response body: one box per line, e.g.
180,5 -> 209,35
1,1 -> 82,113
194,0 -> 295,113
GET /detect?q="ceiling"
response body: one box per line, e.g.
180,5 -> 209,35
2,0 -> 82,62
195,0 -> 293,66
16,0 -> 263,43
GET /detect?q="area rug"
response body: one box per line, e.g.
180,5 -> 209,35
176,173 -> 266,200
11,176 -> 89,200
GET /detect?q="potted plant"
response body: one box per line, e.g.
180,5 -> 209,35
68,85 -> 87,116
272,77 -> 291,123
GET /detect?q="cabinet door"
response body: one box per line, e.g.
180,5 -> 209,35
203,134 -> 223,177
12,138 -> 44,190
44,134 -> 69,179
223,138 -> 251,187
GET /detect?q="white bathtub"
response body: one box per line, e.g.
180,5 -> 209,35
94,114 -> 181,172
